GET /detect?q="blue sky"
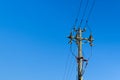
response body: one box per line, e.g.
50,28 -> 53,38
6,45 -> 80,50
0,0 -> 120,80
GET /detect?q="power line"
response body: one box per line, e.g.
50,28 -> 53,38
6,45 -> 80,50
65,55 -> 75,80
88,46 -> 93,61
68,58 -> 76,80
85,21 -> 92,33
80,0 -> 89,27
83,0 -> 95,33
62,50 -> 71,80
73,0 -> 83,28
70,44 -> 76,57
86,0 -> 96,21
63,43 -> 77,80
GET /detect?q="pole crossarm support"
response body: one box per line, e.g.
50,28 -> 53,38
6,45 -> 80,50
68,29 -> 94,46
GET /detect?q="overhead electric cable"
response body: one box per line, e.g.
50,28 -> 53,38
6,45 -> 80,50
73,0 -> 83,28
81,46 -> 93,76
81,62 -> 88,76
65,55 -> 75,80
62,50 -> 71,80
70,44 -> 76,57
68,59 -> 76,80
80,0 -> 89,26
88,46 -> 93,61
84,0 -> 95,33
64,43 -> 77,80
85,22 -> 92,33
86,0 -> 95,21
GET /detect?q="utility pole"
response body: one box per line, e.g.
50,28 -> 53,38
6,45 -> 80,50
66,0 -> 95,80
68,27 -> 94,80
77,28 -> 83,80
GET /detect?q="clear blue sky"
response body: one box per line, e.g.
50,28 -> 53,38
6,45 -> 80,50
0,0 -> 120,80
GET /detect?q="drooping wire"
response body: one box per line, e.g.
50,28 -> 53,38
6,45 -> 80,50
82,0 -> 95,33
73,0 -> 83,29
86,0 -> 96,22
79,0 -> 89,27
68,38 -> 77,80
63,43 -> 77,80
68,57 -> 76,80
70,44 -> 76,57
65,52 -> 76,80
62,48 -> 71,80
81,61 -> 88,76
85,21 -> 92,33
83,0 -> 95,33
82,46 -> 93,76
88,46 -> 93,61
77,44 -> 93,77
82,51 -> 87,76
70,64 -> 76,80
